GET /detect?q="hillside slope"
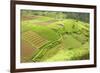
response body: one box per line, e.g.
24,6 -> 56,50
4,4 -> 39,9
21,16 -> 90,62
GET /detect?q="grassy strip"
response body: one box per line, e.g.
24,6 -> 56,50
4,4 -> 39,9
32,39 -> 61,62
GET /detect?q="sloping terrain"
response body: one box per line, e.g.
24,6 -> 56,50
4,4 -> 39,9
21,15 -> 90,62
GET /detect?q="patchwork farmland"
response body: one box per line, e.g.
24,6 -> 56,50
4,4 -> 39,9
21,10 -> 90,62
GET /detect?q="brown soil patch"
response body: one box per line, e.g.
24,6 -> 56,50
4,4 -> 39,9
21,15 -> 42,21
21,39 -> 36,63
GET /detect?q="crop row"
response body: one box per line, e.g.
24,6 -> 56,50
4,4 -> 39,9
32,39 -> 61,62
22,31 -> 49,48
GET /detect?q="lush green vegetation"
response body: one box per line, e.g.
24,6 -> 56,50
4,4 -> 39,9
21,10 -> 90,62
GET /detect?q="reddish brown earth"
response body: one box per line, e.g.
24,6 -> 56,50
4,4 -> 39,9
21,15 -> 43,21
21,40 -> 36,63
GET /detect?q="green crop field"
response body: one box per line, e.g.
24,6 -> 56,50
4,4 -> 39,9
20,10 -> 90,63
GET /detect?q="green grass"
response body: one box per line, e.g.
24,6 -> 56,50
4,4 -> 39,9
21,16 -> 54,32
31,25 -> 60,41
45,47 -> 89,61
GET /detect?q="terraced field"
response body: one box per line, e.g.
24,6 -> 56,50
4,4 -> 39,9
21,12 -> 90,63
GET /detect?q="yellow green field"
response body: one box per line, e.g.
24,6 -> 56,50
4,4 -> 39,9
20,10 -> 90,62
